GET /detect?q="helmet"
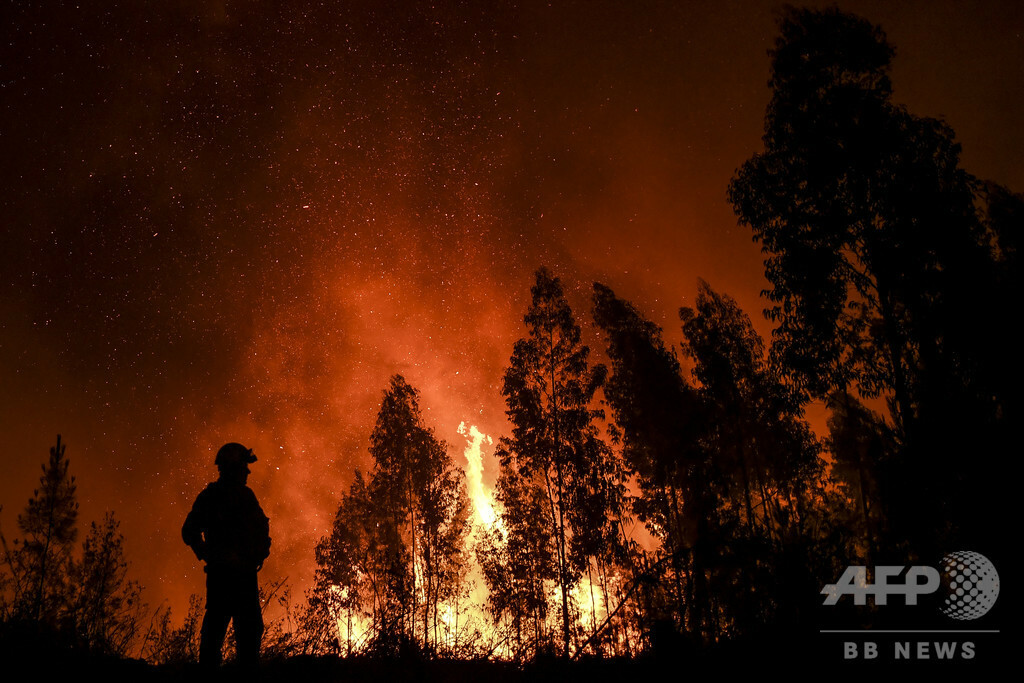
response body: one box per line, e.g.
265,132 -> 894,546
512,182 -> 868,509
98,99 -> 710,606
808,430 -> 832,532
215,442 -> 257,469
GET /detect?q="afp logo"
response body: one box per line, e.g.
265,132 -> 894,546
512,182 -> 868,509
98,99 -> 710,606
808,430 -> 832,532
822,551 -> 1000,620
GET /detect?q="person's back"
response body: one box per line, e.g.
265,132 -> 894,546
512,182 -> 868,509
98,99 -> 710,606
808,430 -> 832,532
184,478 -> 270,570
182,442 -> 271,670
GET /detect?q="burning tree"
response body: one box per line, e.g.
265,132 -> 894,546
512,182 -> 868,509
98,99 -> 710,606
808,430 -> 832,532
312,375 -> 470,656
493,267 -> 610,658
476,462 -> 557,659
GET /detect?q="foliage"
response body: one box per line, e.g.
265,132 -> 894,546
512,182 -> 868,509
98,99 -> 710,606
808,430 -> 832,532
595,279 -> 833,640
728,5 -> 1012,553
311,375 -> 471,657
679,281 -> 822,539
67,512 -> 146,656
495,267 -> 610,658
141,595 -> 203,665
825,391 -> 896,565
476,462 -> 557,660
0,437 -> 150,660
592,282 -> 710,641
1,435 -> 79,625
680,280 -> 825,633
6,7 -> 1015,666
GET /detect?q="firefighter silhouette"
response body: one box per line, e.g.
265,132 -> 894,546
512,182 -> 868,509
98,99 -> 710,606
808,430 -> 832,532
182,442 -> 271,669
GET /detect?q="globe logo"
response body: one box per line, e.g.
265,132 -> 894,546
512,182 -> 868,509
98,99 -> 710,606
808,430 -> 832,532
939,551 -> 999,620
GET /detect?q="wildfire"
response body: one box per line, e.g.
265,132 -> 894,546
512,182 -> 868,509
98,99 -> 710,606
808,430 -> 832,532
329,584 -> 372,655
458,421 -> 497,528
325,422 -> 625,658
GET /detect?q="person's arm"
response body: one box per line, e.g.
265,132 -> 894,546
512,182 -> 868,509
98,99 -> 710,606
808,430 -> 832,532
181,491 -> 208,562
248,490 -> 272,570
256,507 -> 271,571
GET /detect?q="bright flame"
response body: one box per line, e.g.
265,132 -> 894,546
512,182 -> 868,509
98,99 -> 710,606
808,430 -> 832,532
329,584 -> 372,654
318,423 -> 634,659
458,421 -> 496,527
456,421 -> 502,646
572,572 -> 606,638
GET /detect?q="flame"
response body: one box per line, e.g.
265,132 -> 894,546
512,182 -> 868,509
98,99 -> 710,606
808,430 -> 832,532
317,422 -> 635,658
572,572 -> 607,647
457,423 -> 619,658
456,422 -> 503,648
458,421 -> 497,528
329,584 -> 373,654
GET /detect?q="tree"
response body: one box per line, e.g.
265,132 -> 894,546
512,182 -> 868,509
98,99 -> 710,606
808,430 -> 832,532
592,282 -> 712,642
311,469 -> 396,655
368,375 -> 470,653
416,449 -> 471,654
679,281 -> 822,542
825,391 -> 896,566
312,375 -> 470,655
67,512 -> 145,655
142,595 -> 203,665
680,281 -> 824,632
595,281 -> 828,639
499,267 -> 607,657
727,6 -> 1007,553
2,435 -> 79,625
477,462 -> 557,660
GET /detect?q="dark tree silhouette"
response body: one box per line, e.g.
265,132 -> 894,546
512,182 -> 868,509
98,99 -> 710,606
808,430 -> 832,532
142,594 -> 203,665
727,6 -> 1010,554
498,267 -> 607,658
592,282 -> 712,642
68,512 -> 145,655
680,281 -> 822,543
680,280 -> 825,632
2,435 -> 79,625
826,391 -> 896,567
1,436 -> 154,664
596,281 -> 833,640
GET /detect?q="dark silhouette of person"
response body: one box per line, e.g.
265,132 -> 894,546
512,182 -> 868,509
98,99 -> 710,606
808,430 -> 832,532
182,442 -> 271,670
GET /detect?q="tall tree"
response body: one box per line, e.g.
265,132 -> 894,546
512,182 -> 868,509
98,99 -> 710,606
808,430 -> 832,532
727,6 -> 1007,553
680,281 -> 824,632
311,469 -> 401,655
415,444 -> 471,653
679,281 -> 821,542
500,267 -> 606,658
368,375 -> 469,653
7,435 -> 79,624
477,461 -> 557,660
592,282 -> 712,641
313,375 -> 469,655
826,391 -> 896,567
